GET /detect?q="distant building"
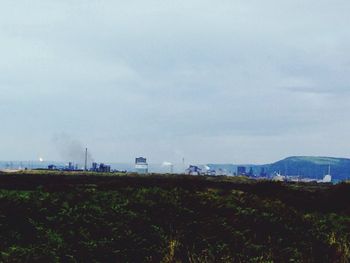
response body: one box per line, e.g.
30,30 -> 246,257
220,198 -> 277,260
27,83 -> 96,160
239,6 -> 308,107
63,162 -> 78,171
135,157 -> 148,174
91,162 -> 111,173
260,167 -> 267,177
248,167 -> 255,177
92,162 -> 98,171
237,166 -> 246,176
186,165 -> 202,175
48,164 -> 57,170
99,163 -> 111,173
206,169 -> 217,176
216,168 -> 227,176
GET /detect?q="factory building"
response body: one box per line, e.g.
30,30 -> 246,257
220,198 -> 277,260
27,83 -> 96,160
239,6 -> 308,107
135,157 -> 148,174
61,162 -> 79,171
237,166 -> 247,176
186,165 -> 202,175
91,162 -> 111,173
47,162 -> 80,171
48,164 -> 57,170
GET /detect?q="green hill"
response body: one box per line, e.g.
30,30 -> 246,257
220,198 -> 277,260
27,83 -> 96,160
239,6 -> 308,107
209,156 -> 350,180
266,156 -> 350,180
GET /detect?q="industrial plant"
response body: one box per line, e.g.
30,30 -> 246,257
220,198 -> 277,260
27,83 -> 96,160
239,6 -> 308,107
135,157 -> 148,174
0,145 -> 341,184
91,162 -> 111,173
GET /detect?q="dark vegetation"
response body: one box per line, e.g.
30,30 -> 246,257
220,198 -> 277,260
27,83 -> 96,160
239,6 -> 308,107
0,172 -> 349,262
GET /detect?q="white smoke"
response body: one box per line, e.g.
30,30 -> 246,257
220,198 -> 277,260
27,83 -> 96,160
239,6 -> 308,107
162,161 -> 173,166
162,161 -> 174,173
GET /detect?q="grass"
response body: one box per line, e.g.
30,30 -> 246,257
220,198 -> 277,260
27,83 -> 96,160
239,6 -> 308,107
0,172 -> 348,262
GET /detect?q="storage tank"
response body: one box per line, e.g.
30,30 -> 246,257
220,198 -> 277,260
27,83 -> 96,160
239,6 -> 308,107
135,157 -> 148,174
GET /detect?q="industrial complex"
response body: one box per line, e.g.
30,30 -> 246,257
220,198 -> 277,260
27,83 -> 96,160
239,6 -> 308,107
0,147 -> 337,183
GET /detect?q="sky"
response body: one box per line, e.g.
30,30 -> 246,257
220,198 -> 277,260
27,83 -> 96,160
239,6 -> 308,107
0,0 -> 350,165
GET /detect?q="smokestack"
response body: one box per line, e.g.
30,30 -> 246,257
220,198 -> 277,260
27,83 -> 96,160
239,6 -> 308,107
84,148 -> 88,171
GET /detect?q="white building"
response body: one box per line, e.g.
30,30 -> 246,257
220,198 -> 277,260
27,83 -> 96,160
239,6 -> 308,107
135,157 -> 148,174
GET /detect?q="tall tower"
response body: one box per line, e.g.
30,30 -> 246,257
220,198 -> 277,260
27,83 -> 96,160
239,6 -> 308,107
84,148 -> 88,171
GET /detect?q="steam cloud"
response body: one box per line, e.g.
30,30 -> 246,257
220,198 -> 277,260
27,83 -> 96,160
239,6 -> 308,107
162,161 -> 173,166
53,133 -> 94,166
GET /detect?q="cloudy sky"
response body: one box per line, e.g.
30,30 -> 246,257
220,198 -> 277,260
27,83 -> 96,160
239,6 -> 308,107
0,0 -> 350,164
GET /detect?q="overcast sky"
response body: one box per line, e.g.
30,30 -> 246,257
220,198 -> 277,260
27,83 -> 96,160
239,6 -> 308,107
0,0 -> 350,164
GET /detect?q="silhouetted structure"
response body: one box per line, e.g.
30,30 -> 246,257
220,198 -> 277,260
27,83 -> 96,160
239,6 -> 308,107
186,165 -> 202,175
91,162 -> 111,173
48,165 -> 57,170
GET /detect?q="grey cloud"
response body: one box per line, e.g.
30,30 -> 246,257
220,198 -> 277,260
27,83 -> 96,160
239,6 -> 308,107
0,0 -> 350,163
284,86 -> 350,95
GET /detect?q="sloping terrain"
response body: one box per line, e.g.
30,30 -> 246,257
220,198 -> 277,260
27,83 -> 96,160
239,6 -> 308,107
209,156 -> 350,180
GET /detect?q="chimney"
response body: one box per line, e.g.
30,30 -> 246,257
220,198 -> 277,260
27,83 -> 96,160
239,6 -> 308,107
84,148 -> 88,171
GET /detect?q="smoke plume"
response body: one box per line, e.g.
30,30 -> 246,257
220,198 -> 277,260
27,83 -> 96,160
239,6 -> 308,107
52,133 -> 94,166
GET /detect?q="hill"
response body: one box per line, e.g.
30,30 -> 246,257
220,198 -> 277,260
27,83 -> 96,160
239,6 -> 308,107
266,156 -> 350,180
208,156 -> 350,181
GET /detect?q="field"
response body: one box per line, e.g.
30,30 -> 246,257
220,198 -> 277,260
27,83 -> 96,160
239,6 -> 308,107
0,171 -> 349,262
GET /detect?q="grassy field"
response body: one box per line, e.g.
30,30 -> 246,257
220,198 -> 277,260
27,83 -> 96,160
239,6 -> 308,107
0,172 -> 349,262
